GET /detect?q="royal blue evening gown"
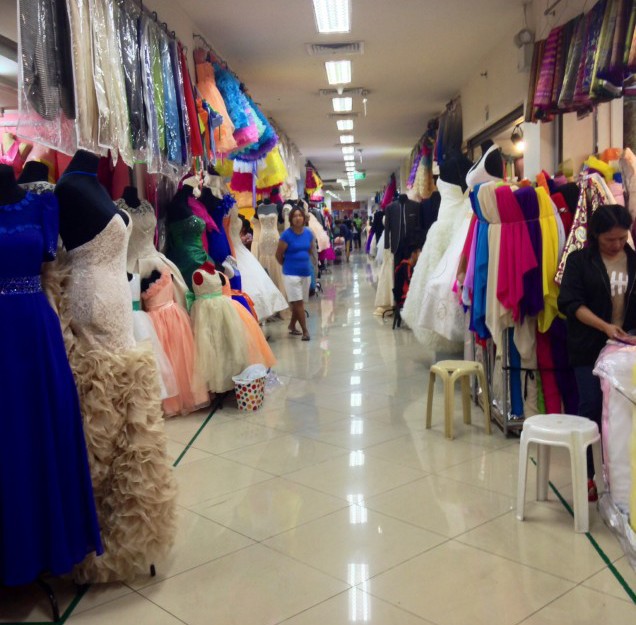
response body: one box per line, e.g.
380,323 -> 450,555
0,191 -> 102,586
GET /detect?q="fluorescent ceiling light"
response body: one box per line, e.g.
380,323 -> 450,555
345,165 -> 356,171
332,97 -> 352,112
342,146 -> 355,155
340,135 -> 354,144
337,119 -> 354,131
325,60 -> 351,85
343,154 -> 355,161
312,0 -> 351,34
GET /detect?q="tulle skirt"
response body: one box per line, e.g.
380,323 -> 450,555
374,251 -> 394,308
230,299 -> 276,368
191,298 -> 250,393
132,310 -> 179,400
146,302 -> 210,417
260,253 -> 287,300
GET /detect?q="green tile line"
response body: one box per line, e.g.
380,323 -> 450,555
12,399 -> 222,624
530,457 -> 636,604
172,399 -> 220,467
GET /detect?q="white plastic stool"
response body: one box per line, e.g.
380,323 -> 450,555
516,414 -> 605,533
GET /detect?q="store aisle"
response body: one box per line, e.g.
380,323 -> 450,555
5,250 -> 634,624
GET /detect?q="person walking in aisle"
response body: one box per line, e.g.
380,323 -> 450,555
558,203 -> 636,501
352,212 -> 362,249
276,206 -> 315,341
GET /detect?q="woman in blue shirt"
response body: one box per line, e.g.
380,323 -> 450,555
276,206 -> 315,341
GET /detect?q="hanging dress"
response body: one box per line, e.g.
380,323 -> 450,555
166,215 -> 209,290
0,192 -> 102,586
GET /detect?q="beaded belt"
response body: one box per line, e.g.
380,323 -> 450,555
0,275 -> 42,295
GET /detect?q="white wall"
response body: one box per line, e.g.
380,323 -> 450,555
0,2 -> 17,42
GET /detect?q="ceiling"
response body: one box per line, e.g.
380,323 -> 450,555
181,0 -> 524,199
1,0 -> 526,199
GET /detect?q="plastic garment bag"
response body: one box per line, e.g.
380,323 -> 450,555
140,15 -> 161,174
66,0 -> 100,153
159,31 -> 181,166
116,0 -> 147,154
17,0 -> 76,153
169,39 -> 190,166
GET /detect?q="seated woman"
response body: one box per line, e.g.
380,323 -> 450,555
558,203 -> 636,501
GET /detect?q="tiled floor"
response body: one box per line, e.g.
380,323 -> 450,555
3,250 -> 636,624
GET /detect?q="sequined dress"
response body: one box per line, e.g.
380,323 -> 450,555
0,192 -> 102,586
47,210 -> 177,583
257,212 -> 287,299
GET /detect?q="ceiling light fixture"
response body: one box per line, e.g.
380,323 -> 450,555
340,135 -> 354,144
511,123 -> 525,152
343,154 -> 355,161
337,119 -> 354,131
332,97 -> 352,112
325,60 -> 352,85
312,0 -> 351,34
342,146 -> 355,155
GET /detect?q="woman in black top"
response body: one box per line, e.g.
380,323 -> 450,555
558,204 -> 636,498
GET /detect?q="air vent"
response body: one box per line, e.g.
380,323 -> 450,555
319,88 -> 369,97
305,42 -> 365,56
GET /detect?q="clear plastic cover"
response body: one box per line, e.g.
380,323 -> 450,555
66,0 -> 101,154
159,30 -> 181,167
140,15 -> 161,174
170,39 -> 191,167
17,0 -> 76,154
116,0 -> 147,157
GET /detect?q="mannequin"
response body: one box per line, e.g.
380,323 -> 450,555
465,141 -> 504,189
55,150 -> 128,250
121,185 -> 141,208
401,152 -> 475,348
256,197 -> 278,217
384,193 -> 425,264
0,164 -> 27,205
17,161 -> 50,185
166,186 -> 195,223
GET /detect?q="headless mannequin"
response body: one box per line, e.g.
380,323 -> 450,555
384,193 -> 426,261
141,269 -> 162,293
256,197 -> 277,217
439,154 -> 473,193
17,161 -> 50,184
55,150 -> 128,250
166,187 -> 194,223
121,186 -> 141,208
465,142 -> 504,188
0,164 -> 26,205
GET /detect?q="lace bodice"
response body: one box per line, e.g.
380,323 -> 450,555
120,199 -> 158,273
0,193 -> 58,283
20,181 -> 56,195
192,269 -> 223,298
258,213 -> 280,256
66,213 -> 135,350
228,206 -> 242,242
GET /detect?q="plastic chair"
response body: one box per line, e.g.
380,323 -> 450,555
516,414 -> 605,533
426,360 -> 491,439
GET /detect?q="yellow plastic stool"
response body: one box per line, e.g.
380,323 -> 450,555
426,360 -> 491,439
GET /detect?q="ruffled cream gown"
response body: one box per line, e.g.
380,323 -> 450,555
46,213 -> 177,583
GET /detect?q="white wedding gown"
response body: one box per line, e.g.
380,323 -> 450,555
402,179 -> 471,347
228,206 -> 288,319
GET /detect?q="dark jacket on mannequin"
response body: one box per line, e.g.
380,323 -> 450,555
17,161 -> 50,185
384,194 -> 425,257
55,150 -> 128,250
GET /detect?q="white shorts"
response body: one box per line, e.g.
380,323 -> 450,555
283,274 -> 311,303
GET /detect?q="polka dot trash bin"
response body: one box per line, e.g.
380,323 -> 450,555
233,365 -> 268,412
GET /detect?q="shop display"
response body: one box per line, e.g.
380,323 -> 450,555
0,165 -> 102,586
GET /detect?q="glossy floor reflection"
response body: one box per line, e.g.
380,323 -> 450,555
4,250 -> 635,624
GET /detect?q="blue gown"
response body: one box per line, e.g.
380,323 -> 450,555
0,192 -> 102,585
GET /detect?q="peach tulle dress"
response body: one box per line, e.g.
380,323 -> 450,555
142,271 -> 209,416
219,273 -> 276,368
